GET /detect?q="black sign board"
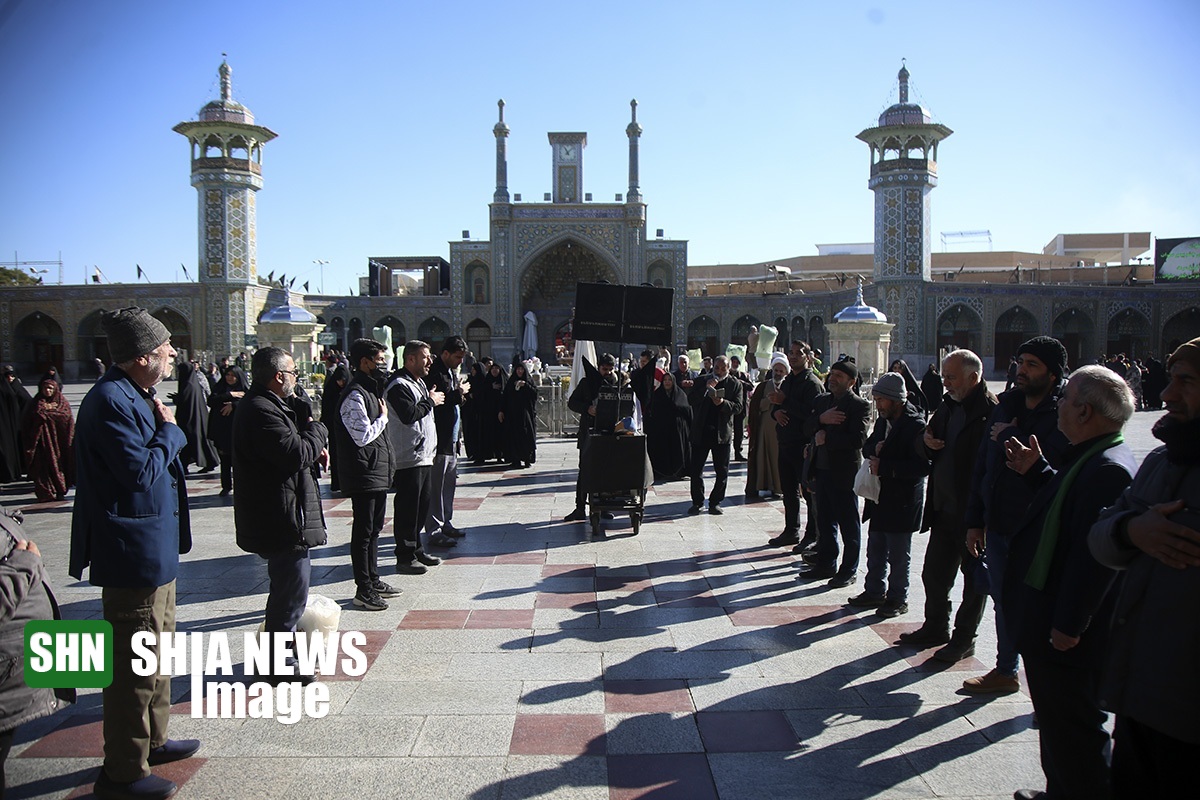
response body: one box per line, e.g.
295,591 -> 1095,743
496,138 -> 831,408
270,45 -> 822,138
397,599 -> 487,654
572,283 -> 674,344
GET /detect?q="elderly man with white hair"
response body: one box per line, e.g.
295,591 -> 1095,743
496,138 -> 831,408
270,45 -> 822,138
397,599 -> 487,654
1001,364 -> 1138,800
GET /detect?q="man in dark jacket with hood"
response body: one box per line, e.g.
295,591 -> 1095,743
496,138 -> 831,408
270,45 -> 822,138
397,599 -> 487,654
233,347 -> 328,681
335,338 -> 397,611
848,373 -> 930,617
957,337 -> 1070,689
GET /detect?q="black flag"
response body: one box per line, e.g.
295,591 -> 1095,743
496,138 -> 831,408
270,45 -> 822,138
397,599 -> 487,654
181,263 -> 192,281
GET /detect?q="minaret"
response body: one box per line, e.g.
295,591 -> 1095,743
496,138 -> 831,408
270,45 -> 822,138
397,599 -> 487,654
856,63 -> 951,356
493,99 -> 510,203
626,99 -> 642,203
173,60 -> 277,355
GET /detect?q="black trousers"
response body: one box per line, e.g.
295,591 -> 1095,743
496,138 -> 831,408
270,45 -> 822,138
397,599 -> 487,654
350,491 -> 386,590
733,411 -> 746,455
1022,651 -> 1112,800
779,442 -> 817,539
690,429 -> 731,507
814,468 -> 861,577
920,509 -> 986,641
393,466 -> 431,563
1112,713 -> 1198,800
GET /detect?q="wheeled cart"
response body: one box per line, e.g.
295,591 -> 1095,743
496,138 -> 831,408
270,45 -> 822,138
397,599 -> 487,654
578,433 -> 654,538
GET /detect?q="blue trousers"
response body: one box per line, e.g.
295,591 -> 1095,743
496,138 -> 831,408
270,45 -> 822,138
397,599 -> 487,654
864,527 -> 913,603
985,531 -> 1020,675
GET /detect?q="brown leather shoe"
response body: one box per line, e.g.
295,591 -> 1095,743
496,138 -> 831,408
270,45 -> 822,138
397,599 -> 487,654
962,669 -> 1020,695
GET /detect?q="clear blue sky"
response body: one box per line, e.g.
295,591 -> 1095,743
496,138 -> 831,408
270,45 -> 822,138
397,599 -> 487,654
1,0 -> 1196,292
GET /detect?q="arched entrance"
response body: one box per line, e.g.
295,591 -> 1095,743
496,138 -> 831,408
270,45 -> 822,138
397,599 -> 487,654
936,305 -> 982,356
348,317 -> 364,342
773,317 -> 789,346
731,315 -> 760,348
1162,307 -> 1200,357
151,307 -> 191,358
78,309 -> 111,365
14,312 -> 64,374
327,317 -> 345,351
792,317 -> 806,346
465,319 -> 491,360
1107,308 -> 1150,359
418,317 -> 450,345
687,316 -> 719,358
993,305 -> 1039,372
519,238 -> 619,356
1052,308 -> 1094,370
808,316 -> 827,355
374,315 -> 407,346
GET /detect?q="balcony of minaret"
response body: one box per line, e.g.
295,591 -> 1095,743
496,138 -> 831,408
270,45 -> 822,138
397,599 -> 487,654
188,137 -> 264,175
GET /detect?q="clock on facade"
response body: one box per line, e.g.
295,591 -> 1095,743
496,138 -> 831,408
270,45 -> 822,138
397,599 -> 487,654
558,144 -> 576,160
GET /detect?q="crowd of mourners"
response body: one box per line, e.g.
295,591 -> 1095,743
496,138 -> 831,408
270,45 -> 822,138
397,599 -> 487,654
0,306 -> 1196,800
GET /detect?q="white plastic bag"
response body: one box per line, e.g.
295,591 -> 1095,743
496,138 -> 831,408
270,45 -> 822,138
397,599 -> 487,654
257,594 -> 341,636
853,459 -> 881,503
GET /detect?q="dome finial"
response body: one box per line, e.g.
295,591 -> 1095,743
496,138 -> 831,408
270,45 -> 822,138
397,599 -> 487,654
219,56 -> 232,102
497,98 -> 505,124
898,59 -> 909,104
630,99 -> 638,123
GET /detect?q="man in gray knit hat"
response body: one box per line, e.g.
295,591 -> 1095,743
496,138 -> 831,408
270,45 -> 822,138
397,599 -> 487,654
70,307 -> 199,800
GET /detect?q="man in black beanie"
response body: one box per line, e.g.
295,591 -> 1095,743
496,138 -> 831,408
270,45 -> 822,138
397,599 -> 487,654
70,307 -> 199,800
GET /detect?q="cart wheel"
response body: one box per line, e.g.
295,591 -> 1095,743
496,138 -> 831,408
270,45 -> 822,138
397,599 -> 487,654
631,513 -> 641,535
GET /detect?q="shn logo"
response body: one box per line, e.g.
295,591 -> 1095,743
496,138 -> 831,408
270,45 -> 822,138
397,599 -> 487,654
24,621 -> 113,688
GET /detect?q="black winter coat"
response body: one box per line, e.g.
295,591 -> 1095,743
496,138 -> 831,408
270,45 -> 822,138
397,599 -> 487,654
772,369 -> 824,448
862,401 -> 930,532
921,381 -> 998,531
426,355 -> 465,456
804,390 -> 870,476
232,387 -> 328,554
334,373 -> 394,494
1003,438 -> 1136,667
688,373 -> 744,445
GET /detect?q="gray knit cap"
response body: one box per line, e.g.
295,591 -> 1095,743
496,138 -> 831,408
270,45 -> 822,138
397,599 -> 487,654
872,372 -> 907,403
101,307 -> 171,364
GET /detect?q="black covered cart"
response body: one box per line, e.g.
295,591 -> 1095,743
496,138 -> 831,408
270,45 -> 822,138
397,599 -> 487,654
578,433 -> 653,538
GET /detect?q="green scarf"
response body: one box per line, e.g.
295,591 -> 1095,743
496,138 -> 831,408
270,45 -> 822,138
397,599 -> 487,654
1025,432 -> 1124,590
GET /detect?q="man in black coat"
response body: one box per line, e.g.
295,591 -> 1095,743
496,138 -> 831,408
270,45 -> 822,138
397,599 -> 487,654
728,355 -> 753,461
687,355 -> 744,515
766,340 -> 824,546
1001,365 -> 1138,800
801,359 -> 870,587
900,349 -> 998,657
628,349 -> 657,414
334,338 -> 396,612
564,353 -> 617,522
848,373 -> 930,617
671,354 -> 696,392
233,347 -> 328,681
425,336 -> 470,541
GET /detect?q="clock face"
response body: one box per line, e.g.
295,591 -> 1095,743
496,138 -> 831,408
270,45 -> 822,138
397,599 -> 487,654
559,144 -> 576,160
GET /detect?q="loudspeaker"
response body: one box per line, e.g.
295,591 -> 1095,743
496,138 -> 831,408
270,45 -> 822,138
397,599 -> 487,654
572,283 -> 674,344
572,283 -> 625,342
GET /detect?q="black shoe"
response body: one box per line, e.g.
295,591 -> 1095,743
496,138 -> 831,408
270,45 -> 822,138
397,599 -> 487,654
371,579 -> 401,597
687,505 -> 702,515
733,453 -> 746,462
801,552 -> 821,566
827,573 -> 857,589
443,524 -> 467,538
768,530 -> 799,547
791,541 -> 817,555
428,532 -> 457,548
218,488 -> 231,497
353,589 -> 388,611
797,566 -> 836,581
876,601 -> 909,618
396,561 -> 428,575
1013,791 -> 1047,800
708,504 -> 723,515
146,738 -> 201,765
896,626 -> 952,648
744,492 -> 762,503
847,592 -> 886,608
415,552 -> 443,566
602,511 -> 616,520
933,640 -> 976,663
564,508 -> 587,522
94,770 -> 178,800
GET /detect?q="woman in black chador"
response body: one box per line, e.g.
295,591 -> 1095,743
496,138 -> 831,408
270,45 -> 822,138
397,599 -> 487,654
646,372 -> 693,481
477,362 -> 507,463
463,360 -> 488,463
320,363 -> 350,491
207,366 -> 248,495
174,360 -> 220,473
0,366 -> 30,483
500,362 -> 538,468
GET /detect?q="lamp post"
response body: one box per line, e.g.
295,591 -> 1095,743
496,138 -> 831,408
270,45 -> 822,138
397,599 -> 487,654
312,259 -> 329,294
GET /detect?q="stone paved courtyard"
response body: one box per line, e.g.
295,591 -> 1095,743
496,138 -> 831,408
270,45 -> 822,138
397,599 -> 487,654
1,382 -> 1165,799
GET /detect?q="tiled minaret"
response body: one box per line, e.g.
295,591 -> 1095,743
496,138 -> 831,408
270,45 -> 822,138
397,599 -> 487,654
173,60 -> 277,356
856,64 -> 952,357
